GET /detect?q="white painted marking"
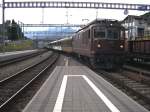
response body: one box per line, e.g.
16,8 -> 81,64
53,75 -> 68,112
53,75 -> 120,112
82,75 -> 120,112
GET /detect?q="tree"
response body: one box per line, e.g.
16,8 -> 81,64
6,19 -> 24,41
11,20 -> 18,40
5,20 -> 12,40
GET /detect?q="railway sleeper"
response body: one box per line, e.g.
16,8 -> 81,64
126,81 -> 145,85
123,80 -> 136,83
112,75 -> 127,80
127,84 -> 149,88
112,74 -> 130,80
140,91 -> 150,95
126,83 -> 143,87
120,79 -> 137,84
120,72 -> 150,86
132,87 -> 150,91
136,87 -> 150,90
122,83 -> 150,105
100,71 -> 150,107
117,74 -> 150,87
132,88 -> 150,93
123,65 -> 150,78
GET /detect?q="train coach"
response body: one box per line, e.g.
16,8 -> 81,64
127,37 -> 150,62
122,14 -> 150,64
48,19 -> 125,69
48,37 -> 73,53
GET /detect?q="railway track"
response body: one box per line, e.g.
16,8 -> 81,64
0,53 -> 59,111
122,66 -> 150,86
72,53 -> 150,110
126,61 -> 150,72
0,50 -> 46,67
96,69 -> 150,110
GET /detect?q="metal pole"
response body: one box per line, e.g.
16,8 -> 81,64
66,8 -> 68,24
96,8 -> 98,19
41,8 -> 44,24
2,0 -> 5,52
18,21 -> 25,39
23,22 -> 24,39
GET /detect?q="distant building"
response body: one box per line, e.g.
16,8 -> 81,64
122,15 -> 150,40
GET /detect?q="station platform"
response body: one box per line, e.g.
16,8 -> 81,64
0,49 -> 38,62
23,65 -> 149,112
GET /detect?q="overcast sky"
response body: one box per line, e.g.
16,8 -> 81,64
0,0 -> 150,24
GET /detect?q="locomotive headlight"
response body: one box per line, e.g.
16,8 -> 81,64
120,45 -> 124,48
97,44 -> 101,48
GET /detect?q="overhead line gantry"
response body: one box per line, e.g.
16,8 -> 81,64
3,1 -> 150,11
1,1 -> 150,41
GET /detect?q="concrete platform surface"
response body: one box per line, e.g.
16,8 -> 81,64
0,50 -> 37,57
0,49 -> 38,62
23,65 -> 149,112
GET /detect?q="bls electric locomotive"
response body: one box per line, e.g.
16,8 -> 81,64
48,19 -> 125,69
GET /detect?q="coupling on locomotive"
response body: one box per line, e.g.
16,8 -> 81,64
48,19 -> 125,69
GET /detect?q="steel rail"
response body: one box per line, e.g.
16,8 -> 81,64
0,53 -> 59,111
0,51 -> 52,83
0,50 -> 45,67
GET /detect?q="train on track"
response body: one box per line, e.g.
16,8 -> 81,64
122,15 -> 150,64
47,19 -> 125,69
126,37 -> 150,63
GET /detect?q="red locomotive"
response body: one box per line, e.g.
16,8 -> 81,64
48,19 -> 125,69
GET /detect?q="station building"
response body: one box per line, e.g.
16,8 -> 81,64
122,13 -> 150,40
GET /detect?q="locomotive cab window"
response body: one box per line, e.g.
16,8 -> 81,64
94,29 -> 106,38
107,29 -> 119,39
94,27 -> 106,38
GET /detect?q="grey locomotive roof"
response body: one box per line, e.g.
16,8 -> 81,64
77,19 -> 121,33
